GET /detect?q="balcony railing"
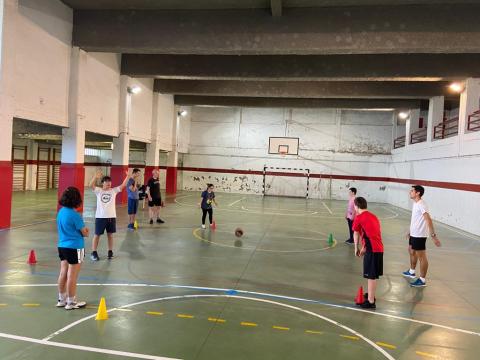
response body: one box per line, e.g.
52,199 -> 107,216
393,135 -> 405,149
410,128 -> 427,144
433,117 -> 459,140
467,110 -> 480,132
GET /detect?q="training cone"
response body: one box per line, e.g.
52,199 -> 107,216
327,233 -> 334,246
27,250 -> 37,265
134,220 -> 138,230
95,297 -> 109,320
355,286 -> 364,305
210,221 -> 216,230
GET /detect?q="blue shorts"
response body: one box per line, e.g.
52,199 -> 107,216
95,218 -> 116,235
128,198 -> 139,215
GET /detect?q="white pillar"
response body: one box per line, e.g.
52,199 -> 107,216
427,96 -> 444,143
459,78 -> 480,136
112,75 -> 131,167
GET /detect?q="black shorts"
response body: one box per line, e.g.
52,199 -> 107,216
409,236 -> 427,251
363,252 -> 383,279
148,198 -> 162,207
95,218 -> 116,235
128,198 -> 139,215
58,247 -> 85,265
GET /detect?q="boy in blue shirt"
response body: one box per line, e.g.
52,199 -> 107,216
127,168 -> 141,230
57,187 -> 89,310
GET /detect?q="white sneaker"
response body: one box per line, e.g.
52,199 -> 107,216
65,301 -> 87,310
56,300 -> 66,308
201,224 -> 206,229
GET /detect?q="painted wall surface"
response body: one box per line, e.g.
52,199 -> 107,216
177,107 -> 191,154
13,0 -> 72,126
156,94 -> 175,151
129,78 -> 154,143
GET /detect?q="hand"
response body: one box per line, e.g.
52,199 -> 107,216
359,246 -> 366,256
161,201 -> 165,207
433,236 -> 441,247
148,196 -> 152,202
198,203 -> 201,208
354,246 -> 360,257
405,233 -> 410,241
95,169 -> 103,179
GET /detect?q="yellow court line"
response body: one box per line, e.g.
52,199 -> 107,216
240,322 -> 258,327
376,342 -> 397,350
146,311 -> 164,316
272,326 -> 290,331
177,314 -> 194,319
0,304 -> 8,307
340,335 -> 360,341
305,330 -> 323,335
22,304 -> 40,307
416,351 -> 438,358
208,317 -> 226,323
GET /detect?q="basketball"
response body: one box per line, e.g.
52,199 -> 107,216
235,228 -> 244,237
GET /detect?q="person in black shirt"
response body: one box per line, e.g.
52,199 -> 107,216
146,169 -> 165,225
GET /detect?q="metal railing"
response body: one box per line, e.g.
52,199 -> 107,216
393,135 -> 405,149
410,128 -> 427,144
467,110 -> 480,132
433,117 -> 459,140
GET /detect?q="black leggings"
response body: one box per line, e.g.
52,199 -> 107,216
347,218 -> 354,241
202,208 -> 213,225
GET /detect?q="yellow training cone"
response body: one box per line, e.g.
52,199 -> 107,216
95,297 -> 108,320
134,220 -> 138,230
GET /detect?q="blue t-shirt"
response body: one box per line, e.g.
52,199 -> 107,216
201,191 -> 215,209
127,178 -> 139,200
57,207 -> 85,249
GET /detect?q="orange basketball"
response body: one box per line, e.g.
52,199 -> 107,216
235,228 -> 244,237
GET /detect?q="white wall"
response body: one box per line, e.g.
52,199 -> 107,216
129,78 -> 154,143
156,94 -> 175,151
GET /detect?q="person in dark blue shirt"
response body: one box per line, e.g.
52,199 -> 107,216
198,184 -> 218,229
57,187 -> 89,310
127,168 -> 141,230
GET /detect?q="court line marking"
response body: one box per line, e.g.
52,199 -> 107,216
208,317 -> 226,323
416,351 -> 438,358
146,311 -> 164,316
2,283 -> 479,338
377,342 -> 397,350
272,326 -> 290,331
177,314 -> 194,319
228,197 -> 245,207
240,322 -> 258,327
321,202 -> 334,215
0,331 -> 180,360
340,334 -> 360,341
305,330 -> 323,335
43,294 -> 395,360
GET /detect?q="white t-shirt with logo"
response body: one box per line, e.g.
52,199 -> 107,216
94,187 -> 122,218
410,199 -> 429,237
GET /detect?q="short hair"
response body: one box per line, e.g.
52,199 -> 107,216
132,168 -> 141,174
101,176 -> 111,183
207,183 -> 214,188
412,185 -> 425,197
354,197 -> 368,210
59,187 -> 82,209
349,187 -> 357,195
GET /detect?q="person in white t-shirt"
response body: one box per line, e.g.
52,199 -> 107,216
402,185 -> 441,287
89,169 -> 129,261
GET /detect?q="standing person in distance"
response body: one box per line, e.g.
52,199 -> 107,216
90,169 -> 129,261
345,187 -> 357,244
199,183 -> 218,229
402,185 -> 441,287
127,168 -> 141,231
146,169 -> 165,225
56,187 -> 89,310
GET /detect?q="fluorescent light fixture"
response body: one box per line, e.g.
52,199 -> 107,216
127,86 -> 141,94
178,110 -> 188,117
449,82 -> 463,93
398,112 -> 409,120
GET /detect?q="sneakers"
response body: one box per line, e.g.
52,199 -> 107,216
156,218 -> 165,224
108,250 -> 114,260
345,239 -> 354,245
127,223 -> 134,231
201,224 -> 206,229
402,270 -> 416,279
359,300 -> 376,309
149,219 -> 154,225
65,301 -> 87,310
410,278 -> 427,287
56,299 -> 66,308
90,251 -> 99,261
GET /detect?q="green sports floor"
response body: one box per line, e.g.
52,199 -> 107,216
1,189 -> 479,360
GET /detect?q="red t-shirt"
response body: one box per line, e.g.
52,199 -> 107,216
352,211 -> 384,253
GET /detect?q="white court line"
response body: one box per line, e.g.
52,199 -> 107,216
0,332 -> 180,360
321,202 -> 333,215
44,294 -> 394,360
2,283 -> 478,337
228,197 -> 246,207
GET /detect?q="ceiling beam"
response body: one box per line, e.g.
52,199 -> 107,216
270,0 -> 282,17
73,5 -> 480,54
155,80 -> 453,99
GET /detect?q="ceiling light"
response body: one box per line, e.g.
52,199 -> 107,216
449,82 -> 463,93
398,112 -> 409,120
127,86 -> 141,94
178,110 -> 188,117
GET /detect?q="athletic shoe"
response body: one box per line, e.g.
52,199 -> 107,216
108,250 -> 114,260
156,218 -> 165,224
149,219 -> 153,225
56,300 -> 66,308
65,301 -> 87,310
360,300 -> 376,309
345,239 -> 354,244
90,251 -> 99,261
362,293 -> 376,302
402,270 -> 416,279
127,223 -> 134,231
201,224 -> 206,229
410,278 -> 426,287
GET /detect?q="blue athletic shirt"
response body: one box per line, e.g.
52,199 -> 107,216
57,207 -> 85,249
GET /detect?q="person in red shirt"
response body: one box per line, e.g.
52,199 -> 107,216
352,197 -> 384,309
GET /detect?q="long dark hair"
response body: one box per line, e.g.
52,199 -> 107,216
59,187 -> 83,209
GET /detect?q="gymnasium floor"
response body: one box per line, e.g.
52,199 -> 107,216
1,189 -> 480,360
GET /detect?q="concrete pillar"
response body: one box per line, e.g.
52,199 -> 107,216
166,151 -> 178,195
405,117 -> 411,146
0,0 -> 17,228
111,75 -> 131,204
427,96 -> 444,143
459,78 -> 480,136
144,93 -> 160,181
58,47 -> 86,211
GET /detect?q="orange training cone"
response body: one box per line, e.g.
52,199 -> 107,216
27,250 -> 37,265
355,286 -> 364,305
